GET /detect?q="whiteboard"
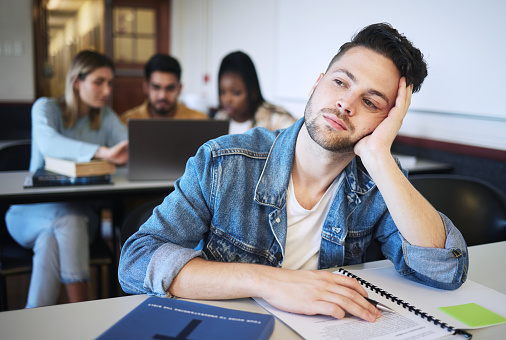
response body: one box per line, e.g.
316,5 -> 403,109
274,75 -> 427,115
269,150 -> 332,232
274,0 -> 506,119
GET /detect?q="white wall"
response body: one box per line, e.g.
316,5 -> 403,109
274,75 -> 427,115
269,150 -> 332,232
172,0 -> 278,112
2,1 -> 505,151
0,0 -> 35,101
171,0 -> 506,151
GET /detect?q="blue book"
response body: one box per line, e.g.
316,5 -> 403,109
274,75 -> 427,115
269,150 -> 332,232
96,296 -> 275,340
26,168 -> 112,187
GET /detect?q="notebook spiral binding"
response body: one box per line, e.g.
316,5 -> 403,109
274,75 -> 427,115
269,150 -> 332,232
337,268 -> 473,339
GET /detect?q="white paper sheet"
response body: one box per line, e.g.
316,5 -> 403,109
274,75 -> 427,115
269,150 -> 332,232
255,297 -> 448,340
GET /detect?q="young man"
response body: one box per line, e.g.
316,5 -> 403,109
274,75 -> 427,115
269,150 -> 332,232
119,23 -> 468,323
120,54 -> 208,124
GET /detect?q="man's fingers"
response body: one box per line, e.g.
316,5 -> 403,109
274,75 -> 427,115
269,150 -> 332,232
328,272 -> 368,296
315,273 -> 381,322
396,78 -> 413,113
312,296 -> 381,322
264,270 -> 382,323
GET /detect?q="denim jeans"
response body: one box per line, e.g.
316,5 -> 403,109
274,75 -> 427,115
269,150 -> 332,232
6,202 -> 99,308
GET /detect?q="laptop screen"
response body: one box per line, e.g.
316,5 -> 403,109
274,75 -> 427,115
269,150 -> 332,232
128,119 -> 229,181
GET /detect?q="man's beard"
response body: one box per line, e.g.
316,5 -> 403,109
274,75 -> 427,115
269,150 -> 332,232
150,100 -> 175,116
303,97 -> 359,153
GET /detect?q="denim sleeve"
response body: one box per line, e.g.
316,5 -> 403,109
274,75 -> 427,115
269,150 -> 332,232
379,211 -> 469,290
118,144 -> 214,296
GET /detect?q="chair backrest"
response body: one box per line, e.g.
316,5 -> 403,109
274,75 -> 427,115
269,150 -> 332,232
120,199 -> 163,248
0,141 -> 31,171
0,140 -> 32,265
409,174 -> 506,246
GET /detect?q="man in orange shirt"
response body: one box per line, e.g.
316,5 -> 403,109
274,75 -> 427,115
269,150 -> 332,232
121,54 -> 208,124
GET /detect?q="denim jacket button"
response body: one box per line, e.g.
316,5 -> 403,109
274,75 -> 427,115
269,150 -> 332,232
275,217 -> 281,223
275,252 -> 282,261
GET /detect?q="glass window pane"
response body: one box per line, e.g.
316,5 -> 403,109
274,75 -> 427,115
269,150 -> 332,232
113,7 -> 135,34
114,37 -> 133,62
137,9 -> 155,34
136,38 -> 156,63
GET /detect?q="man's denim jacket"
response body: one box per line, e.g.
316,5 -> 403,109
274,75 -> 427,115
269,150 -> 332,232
119,119 -> 468,296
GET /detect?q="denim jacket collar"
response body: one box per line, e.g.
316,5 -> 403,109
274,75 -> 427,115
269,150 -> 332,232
254,119 -> 300,209
254,118 -> 376,210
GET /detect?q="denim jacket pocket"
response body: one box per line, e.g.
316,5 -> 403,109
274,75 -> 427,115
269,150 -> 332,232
344,227 -> 374,264
204,227 -> 278,266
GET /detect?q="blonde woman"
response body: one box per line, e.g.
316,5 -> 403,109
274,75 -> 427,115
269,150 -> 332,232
6,50 -> 127,308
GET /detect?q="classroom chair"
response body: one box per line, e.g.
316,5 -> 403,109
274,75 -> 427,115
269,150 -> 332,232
120,198 -> 163,248
0,141 -> 31,171
0,142 -> 33,310
409,174 -> 506,246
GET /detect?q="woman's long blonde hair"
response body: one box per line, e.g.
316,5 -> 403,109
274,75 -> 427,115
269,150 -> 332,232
62,50 -> 115,129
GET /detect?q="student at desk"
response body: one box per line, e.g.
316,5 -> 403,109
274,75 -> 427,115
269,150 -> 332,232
119,23 -> 468,323
6,50 -> 128,308
213,51 -> 296,133
120,54 -> 208,124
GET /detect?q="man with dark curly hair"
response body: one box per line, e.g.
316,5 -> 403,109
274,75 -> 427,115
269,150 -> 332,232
119,23 -> 468,323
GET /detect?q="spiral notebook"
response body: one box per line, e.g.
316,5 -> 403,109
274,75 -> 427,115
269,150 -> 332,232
336,267 -> 472,339
255,265 -> 506,340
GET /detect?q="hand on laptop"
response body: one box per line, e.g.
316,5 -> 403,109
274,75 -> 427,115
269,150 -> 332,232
94,140 -> 129,165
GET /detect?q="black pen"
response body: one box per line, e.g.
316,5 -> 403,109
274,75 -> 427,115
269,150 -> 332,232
365,297 -> 395,313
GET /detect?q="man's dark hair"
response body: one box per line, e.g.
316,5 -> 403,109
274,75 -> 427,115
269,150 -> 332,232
218,51 -> 265,115
144,54 -> 182,81
327,23 -> 428,93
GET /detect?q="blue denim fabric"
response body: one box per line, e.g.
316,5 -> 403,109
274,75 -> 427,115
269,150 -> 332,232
6,202 -> 99,308
119,118 -> 468,296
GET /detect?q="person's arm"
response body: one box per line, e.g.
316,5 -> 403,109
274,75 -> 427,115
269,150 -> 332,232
170,257 -> 381,322
119,143 -> 380,322
32,98 -> 99,162
94,140 -> 128,164
354,78 -> 446,248
354,78 -> 467,289
94,108 -> 129,165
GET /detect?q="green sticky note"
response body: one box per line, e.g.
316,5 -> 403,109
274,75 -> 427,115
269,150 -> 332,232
439,303 -> 506,327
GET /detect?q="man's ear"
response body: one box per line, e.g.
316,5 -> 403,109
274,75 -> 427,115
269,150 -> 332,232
309,73 -> 324,97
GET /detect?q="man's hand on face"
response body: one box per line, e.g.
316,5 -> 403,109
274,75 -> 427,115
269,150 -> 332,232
354,77 -> 413,160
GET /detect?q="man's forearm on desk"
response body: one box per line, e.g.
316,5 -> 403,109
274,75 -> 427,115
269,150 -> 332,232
169,257 -> 381,323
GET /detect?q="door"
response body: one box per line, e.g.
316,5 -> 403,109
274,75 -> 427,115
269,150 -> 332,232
33,0 -> 170,115
105,0 -> 170,115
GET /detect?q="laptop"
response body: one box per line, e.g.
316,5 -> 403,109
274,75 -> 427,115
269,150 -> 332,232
128,119 -> 229,181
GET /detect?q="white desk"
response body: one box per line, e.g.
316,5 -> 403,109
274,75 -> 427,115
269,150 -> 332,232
0,241 -> 504,339
0,158 -> 450,207
0,167 -> 174,205
0,166 -> 174,238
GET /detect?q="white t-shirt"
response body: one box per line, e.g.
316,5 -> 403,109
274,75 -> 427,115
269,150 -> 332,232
229,119 -> 253,134
282,173 -> 344,270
